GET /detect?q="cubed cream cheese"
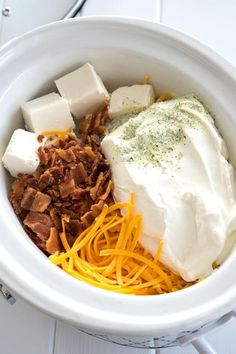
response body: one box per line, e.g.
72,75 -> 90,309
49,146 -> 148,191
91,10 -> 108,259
21,93 -> 75,134
108,84 -> 155,119
2,129 -> 42,177
55,63 -> 109,119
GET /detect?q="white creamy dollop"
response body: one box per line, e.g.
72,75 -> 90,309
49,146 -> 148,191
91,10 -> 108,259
101,95 -> 236,281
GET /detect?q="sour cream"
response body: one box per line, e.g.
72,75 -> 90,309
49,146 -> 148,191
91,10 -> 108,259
101,95 -> 236,281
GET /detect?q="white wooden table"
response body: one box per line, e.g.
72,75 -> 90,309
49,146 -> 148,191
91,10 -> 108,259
1,1 -> 236,353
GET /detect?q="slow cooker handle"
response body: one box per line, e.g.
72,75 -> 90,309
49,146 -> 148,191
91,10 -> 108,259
177,311 -> 236,354
61,0 -> 87,19
190,338 -> 217,354
0,283 -> 16,305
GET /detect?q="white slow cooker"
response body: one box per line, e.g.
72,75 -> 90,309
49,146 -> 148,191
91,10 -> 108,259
1,17 -> 236,351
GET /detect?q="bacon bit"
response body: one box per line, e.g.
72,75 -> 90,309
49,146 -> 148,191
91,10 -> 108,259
9,179 -> 25,210
24,212 -> 53,240
91,170 -> 111,200
99,180 -> 113,201
77,151 -> 89,162
81,199 -> 105,228
68,219 -> 82,237
49,151 -> 57,167
71,163 -> 88,184
60,208 -> 80,219
59,171 -> 75,198
68,147 -> 81,158
21,187 -> 51,212
65,140 -> 78,148
84,146 -> 96,160
46,227 -> 61,254
71,187 -> 87,200
90,134 -> 101,146
9,199 -> 22,215
56,148 -> 76,162
9,178 -> 33,214
38,146 -> 50,165
81,210 -> 97,228
99,104 -> 109,126
37,134 -> 45,143
96,125 -> 106,135
79,103 -> 108,138
49,166 -> 64,179
10,179 -> 25,200
49,208 -> 61,231
90,172 -> 104,200
38,170 -> 54,189
47,188 -> 60,199
93,113 -> 101,131
18,174 -> 37,185
79,116 -> 91,135
91,200 -> 104,214
62,214 -> 70,223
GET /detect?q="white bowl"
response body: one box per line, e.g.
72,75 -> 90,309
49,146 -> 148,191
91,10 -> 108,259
1,16 -> 236,337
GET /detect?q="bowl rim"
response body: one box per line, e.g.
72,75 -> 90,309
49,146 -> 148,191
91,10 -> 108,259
1,15 -> 236,336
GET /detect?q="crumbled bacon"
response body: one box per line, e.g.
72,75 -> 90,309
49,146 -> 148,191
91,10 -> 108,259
68,219 -> 82,237
49,166 -> 64,179
11,179 -> 25,199
71,163 -> 88,184
91,199 -> 104,214
70,187 -> 87,200
38,146 -> 50,165
38,170 -> 54,189
99,180 -> 113,201
90,172 -> 105,200
49,208 -> 61,230
24,212 -> 53,240
9,179 -> 25,214
81,210 -> 96,228
46,227 -> 61,254
83,146 -> 96,160
37,135 -> 45,143
21,187 -> 51,212
9,104 -> 112,255
56,148 -> 76,162
81,200 -> 105,228
59,170 -> 76,198
79,102 -> 108,138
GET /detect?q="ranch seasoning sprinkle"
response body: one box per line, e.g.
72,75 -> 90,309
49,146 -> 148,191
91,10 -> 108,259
107,94 -> 212,168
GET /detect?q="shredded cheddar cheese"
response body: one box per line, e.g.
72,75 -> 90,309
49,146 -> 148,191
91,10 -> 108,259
139,74 -> 152,85
157,92 -> 173,102
41,130 -> 72,138
50,194 -> 192,295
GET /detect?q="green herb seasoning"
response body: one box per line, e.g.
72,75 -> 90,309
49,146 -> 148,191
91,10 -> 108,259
106,113 -> 136,133
107,95 -> 210,168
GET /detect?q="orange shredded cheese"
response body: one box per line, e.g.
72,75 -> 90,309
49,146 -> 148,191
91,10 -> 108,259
50,194 -> 192,295
41,130 -> 72,138
139,74 -> 152,85
157,92 -> 173,102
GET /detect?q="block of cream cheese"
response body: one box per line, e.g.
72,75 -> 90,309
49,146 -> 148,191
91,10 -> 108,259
108,84 -> 155,119
21,93 -> 75,134
102,95 -> 236,282
55,63 -> 109,119
2,129 -> 42,177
